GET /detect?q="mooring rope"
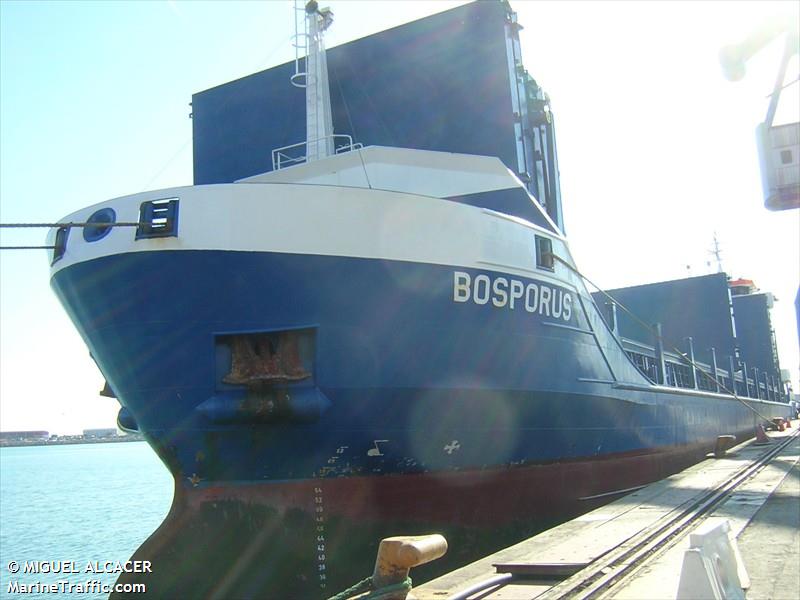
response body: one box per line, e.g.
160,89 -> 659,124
0,222 -> 147,250
0,245 -> 58,250
548,252 -> 777,424
0,222 -> 144,228
326,576 -> 412,600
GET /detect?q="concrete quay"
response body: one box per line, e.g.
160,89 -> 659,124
412,422 -> 799,600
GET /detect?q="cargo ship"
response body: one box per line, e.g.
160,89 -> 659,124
46,2 -> 791,597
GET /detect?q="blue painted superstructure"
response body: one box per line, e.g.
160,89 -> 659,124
592,274 -> 738,367
46,3 -> 791,598
732,290 -> 782,377
192,0 -> 565,231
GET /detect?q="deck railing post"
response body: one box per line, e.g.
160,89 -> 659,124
710,347 -> 720,392
654,323 -> 666,385
608,301 -> 619,336
686,337 -> 698,389
753,367 -> 761,399
728,356 -> 738,395
742,361 -> 750,396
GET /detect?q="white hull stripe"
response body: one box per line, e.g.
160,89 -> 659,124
48,183 -> 574,289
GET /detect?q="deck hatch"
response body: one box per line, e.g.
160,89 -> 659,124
136,198 -> 179,239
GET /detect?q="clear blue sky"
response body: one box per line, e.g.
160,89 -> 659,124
1,1 -> 798,434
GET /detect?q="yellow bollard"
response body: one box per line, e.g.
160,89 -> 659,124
370,534 -> 448,600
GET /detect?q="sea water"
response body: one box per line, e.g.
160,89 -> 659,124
0,442 -> 172,599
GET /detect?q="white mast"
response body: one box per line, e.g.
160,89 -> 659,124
293,0 -> 334,163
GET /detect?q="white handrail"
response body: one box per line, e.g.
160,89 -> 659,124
271,134 -> 363,170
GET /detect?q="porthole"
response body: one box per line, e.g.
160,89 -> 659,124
83,208 -> 116,242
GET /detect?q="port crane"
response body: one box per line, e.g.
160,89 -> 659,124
720,15 -> 800,211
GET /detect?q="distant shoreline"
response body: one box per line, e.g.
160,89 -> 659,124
0,435 -> 145,448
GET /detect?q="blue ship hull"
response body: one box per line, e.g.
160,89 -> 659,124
50,248 -> 789,597
52,249 -> 777,475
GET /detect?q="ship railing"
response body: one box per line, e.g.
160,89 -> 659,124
595,291 -> 785,401
271,134 -> 363,171
619,336 -> 783,401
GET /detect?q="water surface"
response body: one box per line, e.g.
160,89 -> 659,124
0,442 -> 172,598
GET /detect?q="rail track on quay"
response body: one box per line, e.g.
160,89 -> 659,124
431,426 -> 800,600
537,429 -> 799,600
